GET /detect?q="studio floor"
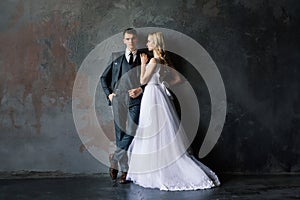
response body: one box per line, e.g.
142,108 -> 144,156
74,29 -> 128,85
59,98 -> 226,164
0,174 -> 299,200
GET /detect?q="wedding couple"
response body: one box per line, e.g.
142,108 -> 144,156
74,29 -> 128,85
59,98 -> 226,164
101,28 -> 220,191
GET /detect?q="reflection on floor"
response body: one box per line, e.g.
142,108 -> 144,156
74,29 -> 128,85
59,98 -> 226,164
0,174 -> 299,199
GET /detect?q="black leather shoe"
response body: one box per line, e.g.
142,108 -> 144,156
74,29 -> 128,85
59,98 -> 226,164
109,168 -> 118,180
119,172 -> 128,184
109,154 -> 118,180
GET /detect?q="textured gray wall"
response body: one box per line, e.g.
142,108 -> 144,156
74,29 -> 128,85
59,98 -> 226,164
0,0 -> 299,174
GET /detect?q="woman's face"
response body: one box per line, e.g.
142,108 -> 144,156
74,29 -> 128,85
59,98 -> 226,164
146,35 -> 155,51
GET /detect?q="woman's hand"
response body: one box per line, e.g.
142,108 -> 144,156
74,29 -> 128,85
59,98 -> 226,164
140,53 -> 148,65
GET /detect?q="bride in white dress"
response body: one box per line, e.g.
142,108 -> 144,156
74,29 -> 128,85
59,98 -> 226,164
126,32 -> 220,191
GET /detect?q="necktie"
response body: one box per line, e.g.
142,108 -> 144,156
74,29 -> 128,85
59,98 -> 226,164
129,52 -> 133,65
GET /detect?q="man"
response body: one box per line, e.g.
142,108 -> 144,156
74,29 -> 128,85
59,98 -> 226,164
101,28 -> 143,183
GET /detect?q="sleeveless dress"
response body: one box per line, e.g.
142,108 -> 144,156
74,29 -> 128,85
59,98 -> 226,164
126,62 -> 220,191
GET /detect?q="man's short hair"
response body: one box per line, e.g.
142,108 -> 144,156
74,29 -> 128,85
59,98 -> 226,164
123,28 -> 137,37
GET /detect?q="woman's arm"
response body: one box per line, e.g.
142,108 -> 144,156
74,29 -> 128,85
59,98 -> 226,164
168,67 -> 181,86
140,55 -> 157,85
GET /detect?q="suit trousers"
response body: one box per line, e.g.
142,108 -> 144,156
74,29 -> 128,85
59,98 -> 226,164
111,93 -> 140,172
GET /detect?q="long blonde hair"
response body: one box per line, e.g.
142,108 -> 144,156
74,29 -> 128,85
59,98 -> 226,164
148,32 -> 169,66
148,32 -> 176,81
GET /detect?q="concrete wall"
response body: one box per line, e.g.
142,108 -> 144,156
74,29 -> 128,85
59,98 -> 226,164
0,0 -> 299,174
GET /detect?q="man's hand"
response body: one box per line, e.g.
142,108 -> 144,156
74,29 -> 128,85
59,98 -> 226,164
128,87 -> 142,98
108,93 -> 116,102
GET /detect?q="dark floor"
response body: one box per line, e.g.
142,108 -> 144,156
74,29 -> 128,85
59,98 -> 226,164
0,174 -> 299,200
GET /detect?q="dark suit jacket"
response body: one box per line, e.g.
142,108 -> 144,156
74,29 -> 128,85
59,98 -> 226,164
100,50 -> 143,106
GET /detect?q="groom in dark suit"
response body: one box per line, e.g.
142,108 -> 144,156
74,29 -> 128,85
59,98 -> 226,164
101,28 -> 143,184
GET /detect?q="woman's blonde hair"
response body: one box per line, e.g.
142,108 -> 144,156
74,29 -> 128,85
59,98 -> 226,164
148,32 -> 168,65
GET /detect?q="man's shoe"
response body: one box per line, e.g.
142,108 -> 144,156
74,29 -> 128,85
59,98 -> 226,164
119,172 -> 128,184
109,154 -> 118,180
109,168 -> 118,180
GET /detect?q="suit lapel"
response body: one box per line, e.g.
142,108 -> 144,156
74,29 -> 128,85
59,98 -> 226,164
112,55 -> 125,90
116,55 -> 125,79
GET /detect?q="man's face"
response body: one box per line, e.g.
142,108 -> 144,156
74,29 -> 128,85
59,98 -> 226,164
123,33 -> 138,51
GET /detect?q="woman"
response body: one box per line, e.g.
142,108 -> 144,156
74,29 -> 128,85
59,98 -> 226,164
126,32 -> 220,191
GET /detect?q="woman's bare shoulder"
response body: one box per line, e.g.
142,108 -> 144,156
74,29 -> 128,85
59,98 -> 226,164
149,57 -> 157,64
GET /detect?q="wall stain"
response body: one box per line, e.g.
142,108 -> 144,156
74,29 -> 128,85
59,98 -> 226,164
9,109 -> 21,129
0,9 -> 78,134
9,0 -> 24,29
202,0 -> 221,17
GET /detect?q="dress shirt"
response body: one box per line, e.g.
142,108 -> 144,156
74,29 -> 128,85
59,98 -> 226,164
125,48 -> 137,63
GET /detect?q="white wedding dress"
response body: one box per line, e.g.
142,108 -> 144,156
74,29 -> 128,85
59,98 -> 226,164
126,62 -> 220,191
